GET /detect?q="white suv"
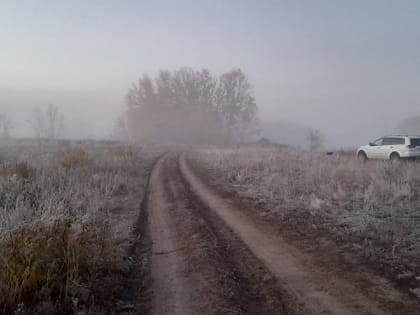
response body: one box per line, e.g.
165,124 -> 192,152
357,135 -> 420,160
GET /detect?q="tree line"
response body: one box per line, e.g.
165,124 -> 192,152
124,67 -> 259,144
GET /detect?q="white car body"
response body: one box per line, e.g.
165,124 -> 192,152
357,135 -> 420,160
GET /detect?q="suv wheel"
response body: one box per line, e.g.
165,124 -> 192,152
358,151 -> 367,161
390,152 -> 400,161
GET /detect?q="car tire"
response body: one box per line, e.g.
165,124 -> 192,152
358,151 -> 367,161
389,152 -> 400,161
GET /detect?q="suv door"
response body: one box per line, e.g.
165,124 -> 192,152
382,137 -> 405,159
367,138 -> 384,159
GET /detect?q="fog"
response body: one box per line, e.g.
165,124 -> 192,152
1,0 -> 420,148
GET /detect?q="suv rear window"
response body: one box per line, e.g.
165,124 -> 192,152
410,138 -> 420,146
382,137 -> 405,145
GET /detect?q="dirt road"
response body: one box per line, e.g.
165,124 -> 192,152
145,152 -> 419,315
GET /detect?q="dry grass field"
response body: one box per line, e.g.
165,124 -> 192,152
0,139 -> 160,314
2,141 -> 420,314
190,145 -> 420,295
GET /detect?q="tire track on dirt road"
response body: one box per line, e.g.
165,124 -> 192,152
147,153 -> 287,315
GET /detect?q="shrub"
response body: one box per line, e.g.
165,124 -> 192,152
56,149 -> 90,170
0,162 -> 36,179
0,220 -> 111,314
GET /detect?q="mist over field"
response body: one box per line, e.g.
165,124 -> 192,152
1,0 -> 420,147
3,2 -> 420,313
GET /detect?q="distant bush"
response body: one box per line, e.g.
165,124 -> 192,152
104,145 -> 139,158
56,149 -> 90,170
0,162 -> 36,179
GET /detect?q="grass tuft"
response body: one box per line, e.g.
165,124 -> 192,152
0,220 -> 111,314
57,149 -> 90,170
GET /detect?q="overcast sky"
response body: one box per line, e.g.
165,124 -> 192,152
1,0 -> 420,146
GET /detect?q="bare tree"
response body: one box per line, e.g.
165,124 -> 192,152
216,69 -> 258,142
307,128 -> 324,151
45,104 -> 64,139
28,105 -> 65,139
0,112 -> 14,138
28,108 -> 45,139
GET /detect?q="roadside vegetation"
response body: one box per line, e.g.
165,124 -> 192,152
0,139 -> 157,314
190,145 -> 420,296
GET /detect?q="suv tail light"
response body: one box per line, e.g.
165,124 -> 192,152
407,144 -> 416,149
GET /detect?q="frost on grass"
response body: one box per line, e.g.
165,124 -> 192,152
0,139 -> 155,314
191,146 -> 420,275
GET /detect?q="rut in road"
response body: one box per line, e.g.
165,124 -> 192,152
147,152 -> 419,315
147,153 -> 286,315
